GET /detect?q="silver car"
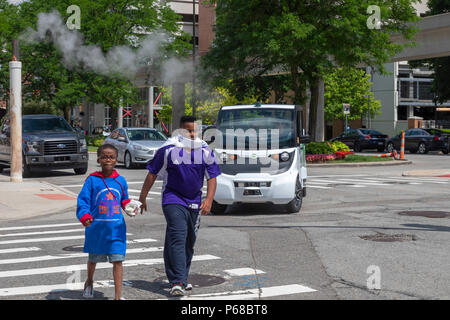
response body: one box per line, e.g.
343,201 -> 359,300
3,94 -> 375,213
103,127 -> 167,169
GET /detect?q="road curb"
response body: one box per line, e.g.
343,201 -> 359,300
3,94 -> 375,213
402,169 -> 450,177
307,160 -> 412,168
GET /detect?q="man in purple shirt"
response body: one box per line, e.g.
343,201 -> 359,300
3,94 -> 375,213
139,116 -> 221,296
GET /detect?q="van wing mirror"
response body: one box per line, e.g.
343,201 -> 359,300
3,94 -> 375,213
299,135 -> 311,144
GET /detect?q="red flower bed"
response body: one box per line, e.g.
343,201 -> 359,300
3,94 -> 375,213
306,154 -> 337,163
334,151 -> 354,160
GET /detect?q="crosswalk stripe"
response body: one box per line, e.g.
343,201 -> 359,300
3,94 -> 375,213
0,255 -> 221,279
0,223 -> 80,232
173,284 -> 316,300
0,228 -> 84,238
0,247 -> 42,254
0,236 -> 156,246
224,268 -> 266,276
308,185 -> 333,189
0,279 -> 127,297
336,179 -> 387,185
0,247 -> 164,265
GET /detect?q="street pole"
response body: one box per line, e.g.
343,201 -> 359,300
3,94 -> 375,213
148,86 -> 154,128
192,0 -> 196,119
10,40 -> 22,183
118,97 -> 123,128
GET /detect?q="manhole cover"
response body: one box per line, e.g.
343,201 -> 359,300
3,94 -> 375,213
360,233 -> 417,242
398,211 -> 450,218
62,245 -> 84,252
154,274 -> 226,288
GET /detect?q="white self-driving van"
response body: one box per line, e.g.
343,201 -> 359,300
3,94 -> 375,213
208,103 -> 309,214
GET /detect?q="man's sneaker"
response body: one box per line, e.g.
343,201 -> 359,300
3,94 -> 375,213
83,283 -> 94,298
170,283 -> 186,296
185,283 -> 193,291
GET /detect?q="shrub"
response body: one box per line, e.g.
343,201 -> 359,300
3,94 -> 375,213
331,141 -> 350,152
306,142 -> 336,154
92,137 -> 105,147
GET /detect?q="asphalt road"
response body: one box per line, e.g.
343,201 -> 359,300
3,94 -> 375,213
0,151 -> 449,300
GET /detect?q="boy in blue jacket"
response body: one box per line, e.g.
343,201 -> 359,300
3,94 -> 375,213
76,144 -> 131,300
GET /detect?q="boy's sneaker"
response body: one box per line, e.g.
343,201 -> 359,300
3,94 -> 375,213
170,283 -> 186,296
83,283 -> 94,298
185,283 -> 193,291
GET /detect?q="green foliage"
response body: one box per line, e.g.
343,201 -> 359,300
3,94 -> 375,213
332,141 -> 350,152
22,100 -> 61,115
324,67 -> 381,121
306,142 -> 336,155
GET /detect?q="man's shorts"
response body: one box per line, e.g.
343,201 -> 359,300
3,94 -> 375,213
88,253 -> 125,263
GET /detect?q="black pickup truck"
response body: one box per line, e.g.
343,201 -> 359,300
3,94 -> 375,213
0,114 -> 89,177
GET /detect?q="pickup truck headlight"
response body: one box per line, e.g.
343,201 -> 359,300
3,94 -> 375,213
25,141 -> 40,154
80,138 -> 87,151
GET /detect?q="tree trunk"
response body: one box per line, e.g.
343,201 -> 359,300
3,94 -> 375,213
308,76 -> 325,142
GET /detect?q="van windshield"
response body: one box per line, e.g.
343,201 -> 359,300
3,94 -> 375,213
23,117 -> 73,133
217,108 -> 295,150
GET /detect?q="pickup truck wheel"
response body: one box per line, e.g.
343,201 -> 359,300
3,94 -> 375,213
22,158 -> 32,178
74,164 -> 88,175
285,178 -> 303,214
211,200 -> 227,215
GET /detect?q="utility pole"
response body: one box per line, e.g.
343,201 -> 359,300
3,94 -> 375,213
10,40 -> 22,182
148,86 -> 154,128
192,0 -> 197,119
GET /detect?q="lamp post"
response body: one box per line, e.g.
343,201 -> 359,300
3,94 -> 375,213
192,0 -> 197,119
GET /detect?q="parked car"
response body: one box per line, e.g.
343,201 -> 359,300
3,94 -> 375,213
103,127 -> 167,168
385,128 -> 449,154
0,114 -> 89,177
330,128 -> 388,152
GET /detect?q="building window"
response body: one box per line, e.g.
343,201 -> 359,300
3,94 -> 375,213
397,106 -> 407,120
104,106 -> 111,127
123,105 -> 132,127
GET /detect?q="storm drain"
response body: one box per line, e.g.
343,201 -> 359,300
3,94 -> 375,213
398,211 -> 450,218
155,274 -> 226,288
62,245 -> 84,252
360,233 -> 417,242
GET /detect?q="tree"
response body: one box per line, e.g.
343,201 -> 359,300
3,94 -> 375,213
0,0 -> 191,122
202,0 -> 419,141
324,67 -> 381,122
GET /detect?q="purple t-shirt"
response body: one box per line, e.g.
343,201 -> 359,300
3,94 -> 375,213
146,143 -> 221,210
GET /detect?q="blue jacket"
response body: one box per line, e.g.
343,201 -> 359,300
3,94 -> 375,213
76,170 -> 130,255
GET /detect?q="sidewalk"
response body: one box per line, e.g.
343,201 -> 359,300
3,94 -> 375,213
402,169 -> 450,177
0,176 -> 78,222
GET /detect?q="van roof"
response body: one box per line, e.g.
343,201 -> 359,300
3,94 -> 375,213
220,104 -> 296,110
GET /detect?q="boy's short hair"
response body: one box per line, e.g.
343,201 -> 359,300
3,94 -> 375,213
97,144 -> 118,158
180,115 -> 196,127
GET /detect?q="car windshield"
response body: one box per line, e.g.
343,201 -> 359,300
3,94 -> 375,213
360,129 -> 383,135
127,129 -> 167,141
217,108 -> 295,149
23,117 -> 73,133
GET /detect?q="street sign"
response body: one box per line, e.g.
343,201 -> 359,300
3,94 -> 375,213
343,104 -> 350,115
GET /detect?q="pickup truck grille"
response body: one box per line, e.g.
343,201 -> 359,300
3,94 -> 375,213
44,140 -> 78,155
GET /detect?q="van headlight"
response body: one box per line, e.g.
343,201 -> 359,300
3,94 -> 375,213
280,152 -> 290,162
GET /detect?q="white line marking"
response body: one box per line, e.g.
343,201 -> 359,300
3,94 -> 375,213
224,268 -> 266,276
336,179 -> 387,185
0,236 -> 156,246
172,284 -> 316,300
0,247 -> 164,265
0,247 -> 42,254
128,189 -> 161,195
0,223 -> 80,232
307,185 -> 333,189
0,255 -> 220,278
0,229 -> 84,238
0,279 -> 133,297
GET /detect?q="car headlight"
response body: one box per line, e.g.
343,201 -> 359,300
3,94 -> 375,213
280,152 -> 290,162
133,145 -> 149,152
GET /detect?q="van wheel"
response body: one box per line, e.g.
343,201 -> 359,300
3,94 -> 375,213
211,201 -> 227,215
74,164 -> 88,175
285,178 -> 303,214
